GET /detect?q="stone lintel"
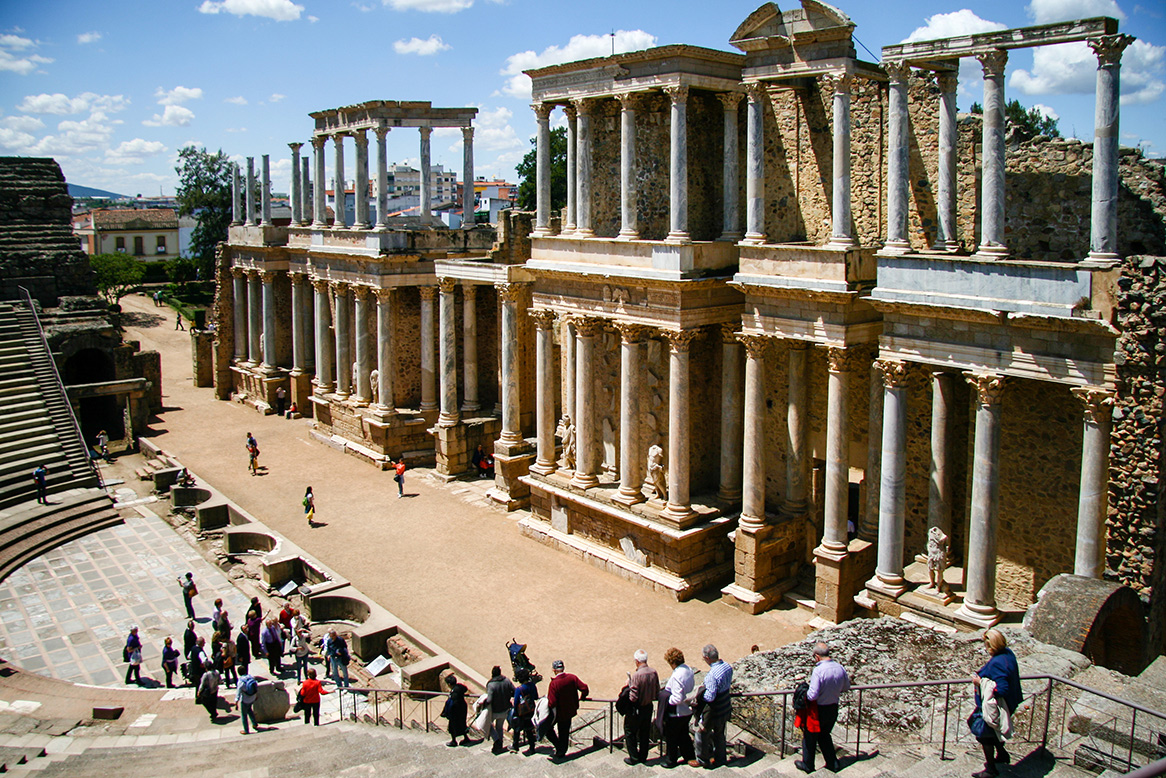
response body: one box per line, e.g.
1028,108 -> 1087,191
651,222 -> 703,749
882,16 -> 1118,64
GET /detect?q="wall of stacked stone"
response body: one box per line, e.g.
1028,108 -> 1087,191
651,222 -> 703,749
687,92 -> 726,242
392,288 -> 422,408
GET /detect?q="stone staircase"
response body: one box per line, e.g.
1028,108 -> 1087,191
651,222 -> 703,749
0,487 -> 121,584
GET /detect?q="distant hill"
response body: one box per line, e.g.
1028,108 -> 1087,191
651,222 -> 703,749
68,184 -> 127,199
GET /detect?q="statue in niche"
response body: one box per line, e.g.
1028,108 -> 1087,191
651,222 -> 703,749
926,526 -> 949,593
560,414 -> 576,470
351,361 -> 358,390
646,444 -> 667,501
370,369 -> 379,401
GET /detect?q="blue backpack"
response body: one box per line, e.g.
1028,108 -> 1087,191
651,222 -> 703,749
241,675 -> 258,696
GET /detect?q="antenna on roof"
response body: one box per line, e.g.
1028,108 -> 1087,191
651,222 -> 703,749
611,30 -> 615,57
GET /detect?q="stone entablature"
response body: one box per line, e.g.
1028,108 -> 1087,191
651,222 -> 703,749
526,45 -> 744,102
881,16 -> 1118,66
308,100 -> 476,133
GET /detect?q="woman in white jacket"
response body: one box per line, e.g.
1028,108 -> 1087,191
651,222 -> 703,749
662,647 -> 696,767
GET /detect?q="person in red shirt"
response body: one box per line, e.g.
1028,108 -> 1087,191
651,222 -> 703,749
298,667 -> 329,726
392,457 -> 406,498
546,659 -> 589,761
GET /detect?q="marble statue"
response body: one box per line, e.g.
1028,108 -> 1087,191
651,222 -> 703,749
561,414 -> 576,470
370,369 -> 379,400
926,526 -> 949,593
647,444 -> 667,501
351,361 -> 358,390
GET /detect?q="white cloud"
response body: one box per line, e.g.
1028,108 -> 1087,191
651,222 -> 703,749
1010,39 -> 1165,104
77,31 -> 102,44
308,14 -> 319,22
156,86 -> 203,105
198,0 -> 304,21
143,105 -> 196,127
474,106 -> 523,152
225,127 -> 248,133
394,35 -> 450,55
1,115 -> 44,132
901,11 -> 1008,101
0,34 -> 53,75
383,0 -> 473,12
269,93 -> 286,102
1026,0 -> 1125,24
25,112 -> 121,157
0,34 -> 34,50
225,96 -> 248,105
0,127 -> 36,152
499,30 -> 658,99
1031,103 -> 1060,120
18,92 -> 129,115
106,138 -> 167,165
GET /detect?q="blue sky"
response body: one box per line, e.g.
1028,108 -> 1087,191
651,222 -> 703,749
0,0 -> 1162,197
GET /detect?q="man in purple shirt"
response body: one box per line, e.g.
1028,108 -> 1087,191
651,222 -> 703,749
797,642 -> 850,773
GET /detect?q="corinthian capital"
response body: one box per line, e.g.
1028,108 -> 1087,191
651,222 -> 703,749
976,50 -> 1008,79
664,328 -> 702,353
826,346 -> 861,374
1071,386 -> 1116,423
1088,34 -> 1135,67
964,371 -> 1006,406
531,102 -> 554,121
883,61 -> 912,84
875,359 -> 909,388
529,309 -> 557,330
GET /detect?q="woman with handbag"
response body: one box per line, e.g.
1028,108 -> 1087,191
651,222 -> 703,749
441,673 -> 471,747
298,667 -> 328,726
123,626 -> 142,685
662,647 -> 696,766
970,628 -> 1022,778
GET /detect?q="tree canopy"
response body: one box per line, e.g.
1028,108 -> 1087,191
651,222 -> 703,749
970,99 -> 1061,140
516,126 -> 567,214
175,146 -> 233,278
90,253 -> 145,306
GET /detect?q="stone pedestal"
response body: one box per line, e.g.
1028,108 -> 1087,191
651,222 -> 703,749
488,437 -> 536,511
290,370 -> 314,418
814,538 -> 874,624
432,422 -> 470,480
721,514 -> 804,615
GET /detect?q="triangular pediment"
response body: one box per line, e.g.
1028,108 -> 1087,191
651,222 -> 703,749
730,0 -> 855,52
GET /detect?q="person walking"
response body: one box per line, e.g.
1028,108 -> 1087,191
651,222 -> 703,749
796,642 -> 850,774
662,647 -> 696,767
177,572 -> 197,620
275,385 -> 287,416
292,626 -> 311,682
442,673 -> 471,747
624,649 -> 659,765
392,456 -> 406,497
235,672 -> 260,735
175,313 -> 185,331
183,620 -> 198,659
190,635 -> 210,691
971,629 -> 1022,778
546,659 -> 589,762
485,665 -> 515,754
510,669 -> 538,755
197,665 -> 220,722
123,626 -> 142,685
95,430 -> 109,461
235,625 -> 252,677
32,464 -> 48,505
692,644 -> 733,769
298,667 -> 329,726
246,433 -> 260,476
328,630 -> 351,688
246,608 -> 263,658
261,619 -> 283,676
161,636 -> 180,688
303,486 -> 315,526
221,628 -> 238,685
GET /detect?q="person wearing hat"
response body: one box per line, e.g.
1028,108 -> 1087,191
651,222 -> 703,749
545,659 -> 589,761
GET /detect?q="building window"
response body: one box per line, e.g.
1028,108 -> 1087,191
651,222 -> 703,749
115,237 -> 126,252
156,235 -> 167,254
133,236 -> 144,256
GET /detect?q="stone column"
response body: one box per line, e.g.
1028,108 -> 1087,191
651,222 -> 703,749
419,287 -> 438,412
884,62 -> 912,254
289,143 -> 303,226
574,99 -> 594,237
616,93 -> 639,239
1088,35 -> 1134,261
663,329 -> 701,522
260,155 -> 272,227
531,103 -> 553,236
231,268 -> 247,361
563,319 -> 576,428
231,163 -> 242,225
419,126 -> 432,220
928,372 -> 955,538
615,322 -> 649,505
956,372 -> 1006,627
665,85 -> 690,243
332,283 -> 351,399
333,132 -> 347,229
820,346 -> 858,556
311,137 -> 327,228
933,72 -> 959,252
247,270 -> 261,363
570,317 -> 603,489
303,277 -> 315,372
460,284 -> 480,413
352,128 -> 370,229
437,278 -> 459,426
497,283 -> 524,443
738,334 -> 768,528
462,127 -> 475,228
743,82 -> 767,244
718,325 -> 744,503
290,273 -> 306,374
564,104 -> 577,233
373,288 -> 396,413
1072,387 -> 1115,578
718,92 -> 743,241
785,342 -> 810,516
245,157 -> 257,226
301,155 -> 312,226
975,51 -> 1009,258
375,125 -> 389,229
825,73 -> 855,247
530,310 -> 558,475
353,285 -> 372,405
312,280 -> 334,394
869,359 -> 909,596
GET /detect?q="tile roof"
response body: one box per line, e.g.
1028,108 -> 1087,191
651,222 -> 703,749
92,208 -> 178,230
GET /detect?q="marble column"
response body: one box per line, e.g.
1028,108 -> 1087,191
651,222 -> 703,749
616,93 -> 639,240
574,99 -> 594,237
437,278 -> 459,426
353,128 -> 370,230
564,104 -> 577,233
311,137 -> 327,228
302,278 -> 315,371
719,326 -> 744,503
460,285 -> 480,413
870,359 -> 910,596
462,127 -> 475,228
743,83 -> 767,244
260,155 -> 272,227
531,103 -> 553,236
373,288 -> 396,413
419,287 -> 438,412
497,283 -> 524,444
353,285 -> 372,405
289,143 -> 303,227
884,62 -> 912,254
665,85 -> 690,243
312,280 -> 334,394
301,156 -> 312,226
333,283 -> 351,399
570,317 -> 603,489
231,163 -> 242,225
231,269 -> 247,361
738,334 -> 768,529
615,323 -> 649,504
1088,35 -> 1134,261
290,273 -> 306,374
245,157 -> 257,226
663,329 -> 701,522
928,372 -> 955,538
419,126 -> 432,220
563,319 -> 577,429
333,132 -> 347,229
785,342 -> 810,516
246,270 -> 261,363
1072,387 -> 1115,578
820,346 -> 858,556
825,73 -> 855,247
718,92 -> 744,241
530,310 -> 558,475
375,125 -> 389,229
975,51 -> 1009,258
933,72 -> 959,252
956,372 -> 1006,627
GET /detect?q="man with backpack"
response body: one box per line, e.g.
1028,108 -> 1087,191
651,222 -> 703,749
510,669 -> 538,755
236,673 -> 260,734
484,665 -> 515,754
796,642 -> 850,774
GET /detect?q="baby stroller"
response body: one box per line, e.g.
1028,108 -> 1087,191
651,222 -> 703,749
507,638 -> 542,685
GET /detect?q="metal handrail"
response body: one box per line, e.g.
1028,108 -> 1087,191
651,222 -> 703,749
1124,756 -> 1166,778
14,287 -> 102,489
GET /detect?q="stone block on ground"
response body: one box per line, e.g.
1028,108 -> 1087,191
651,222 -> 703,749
253,679 -> 290,723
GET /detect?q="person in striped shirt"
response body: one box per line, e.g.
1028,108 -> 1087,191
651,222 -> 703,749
691,644 -> 733,768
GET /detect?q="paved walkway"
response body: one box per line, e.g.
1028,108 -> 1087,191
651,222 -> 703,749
103,293 -> 812,695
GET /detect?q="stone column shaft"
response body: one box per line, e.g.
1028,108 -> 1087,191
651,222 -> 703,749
821,347 -> 856,555
375,126 -> 389,229
885,63 -> 911,253
574,100 -> 594,237
739,335 -> 767,527
976,51 -> 1009,257
617,94 -> 639,239
312,138 -> 327,228
333,284 -> 351,398
827,74 -> 854,247
374,289 -> 396,412
437,279 -> 459,426
1088,35 -> 1134,260
532,103 -> 553,235
570,319 -> 602,488
928,372 -> 955,538
353,129 -> 370,229
663,330 -> 700,521
616,324 -> 648,503
231,164 -> 242,225
719,93 -> 743,240
666,86 -> 689,242
1074,388 -> 1114,578
419,126 -> 432,219
934,72 -> 959,251
246,271 -> 261,363
291,274 -> 305,373
785,344 -> 810,514
232,270 -> 247,360
461,285 -> 480,413
353,286 -> 372,404
872,360 -> 909,595
563,320 -> 576,426
313,281 -> 334,393
718,327 -> 744,502
498,283 -> 524,443
289,144 -> 302,226
958,373 -> 1006,626
245,157 -> 256,226
462,127 -> 475,229
260,155 -> 272,227
531,311 -> 558,475
301,156 -> 312,226
302,279 -> 314,370
564,105 -> 577,232
333,133 -> 347,229
744,83 -> 766,244
419,288 -> 438,412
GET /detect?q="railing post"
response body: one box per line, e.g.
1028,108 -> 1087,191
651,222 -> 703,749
781,694 -> 788,756
1130,708 -> 1138,770
855,688 -> 863,754
608,701 -> 614,753
424,697 -> 429,732
398,690 -> 404,729
338,687 -> 344,720
375,690 -> 379,724
941,682 -> 951,761
1042,678 -> 1053,752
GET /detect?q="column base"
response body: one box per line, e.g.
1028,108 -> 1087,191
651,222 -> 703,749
460,401 -> 482,413
574,228 -> 595,238
570,472 -> 599,490
333,390 -> 350,401
865,572 -> 908,598
954,600 -> 1000,629
972,243 -> 1009,260
721,581 -> 792,615
665,231 -> 691,244
717,487 -> 741,503
420,402 -> 439,413
813,541 -> 849,563
351,396 -> 371,408
1084,250 -> 1120,265
930,240 -> 961,253
616,229 -> 639,240
529,460 -> 558,477
312,380 -> 334,396
612,487 -> 646,507
877,240 -> 913,256
739,233 -> 766,246
366,404 -> 398,422
662,502 -> 695,522
437,412 -> 461,428
914,585 -> 955,606
531,227 -> 553,238
718,232 -> 743,243
353,222 -> 371,231
826,235 -> 857,249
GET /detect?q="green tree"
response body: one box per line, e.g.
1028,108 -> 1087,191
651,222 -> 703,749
90,253 -> 145,306
970,99 -> 1061,140
516,126 -> 567,213
175,146 -> 233,278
